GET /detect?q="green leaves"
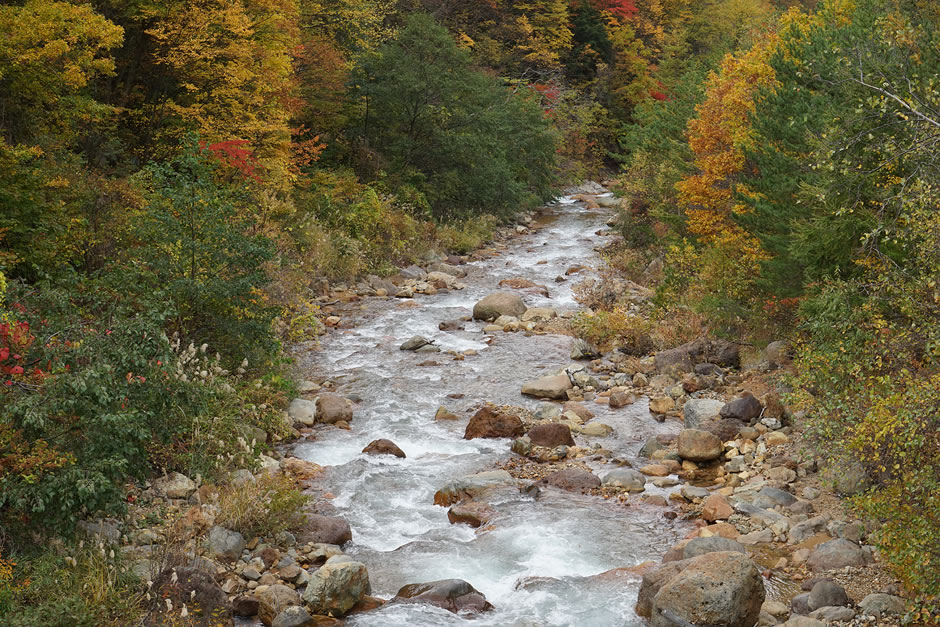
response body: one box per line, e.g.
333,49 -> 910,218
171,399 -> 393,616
137,135 -> 276,365
354,13 -> 558,220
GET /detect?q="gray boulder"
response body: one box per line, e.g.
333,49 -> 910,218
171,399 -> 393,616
683,399 -> 725,429
720,393 -> 763,422
302,556 -> 371,617
296,514 -> 352,546
809,606 -> 856,622
859,593 -> 906,617
680,537 -> 747,560
316,393 -> 353,424
272,605 -> 314,627
472,292 -> 527,321
600,468 -> 646,492
808,580 -> 849,610
207,526 -> 245,560
153,472 -> 196,499
807,538 -> 872,571
287,398 -> 317,426
650,551 -> 765,627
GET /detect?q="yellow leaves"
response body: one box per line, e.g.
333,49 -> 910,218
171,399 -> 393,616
676,35 -> 778,243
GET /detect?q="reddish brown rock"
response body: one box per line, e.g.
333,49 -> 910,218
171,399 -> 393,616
702,493 -> 734,522
316,393 -> 353,424
296,514 -> 352,546
609,388 -> 636,409
563,402 -> 594,421
536,468 -> 601,492
639,464 -> 670,477
393,579 -> 493,614
447,502 -> 495,528
526,423 -> 575,447
464,406 -> 525,440
362,439 -> 406,458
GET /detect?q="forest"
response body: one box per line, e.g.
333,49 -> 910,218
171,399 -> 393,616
1,0 -> 938,622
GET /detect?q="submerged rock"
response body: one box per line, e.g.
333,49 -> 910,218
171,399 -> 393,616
392,579 -> 493,615
537,468 -> 601,491
362,439 -> 406,458
400,335 -> 433,351
447,502 -> 495,528
434,470 -> 515,506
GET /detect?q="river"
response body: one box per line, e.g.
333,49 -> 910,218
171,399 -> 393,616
292,193 -> 688,626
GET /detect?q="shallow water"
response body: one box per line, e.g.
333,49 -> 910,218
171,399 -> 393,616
292,198 -> 688,626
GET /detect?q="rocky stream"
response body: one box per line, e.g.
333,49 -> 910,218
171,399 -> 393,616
146,183 -> 907,627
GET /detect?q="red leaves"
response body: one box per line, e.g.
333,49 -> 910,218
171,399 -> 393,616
1,321 -> 37,381
588,0 -> 638,20
202,139 -> 262,182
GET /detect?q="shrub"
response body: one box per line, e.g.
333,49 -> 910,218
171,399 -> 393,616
215,473 -> 309,539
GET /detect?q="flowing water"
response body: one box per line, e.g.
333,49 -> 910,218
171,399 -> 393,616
292,196 -> 689,626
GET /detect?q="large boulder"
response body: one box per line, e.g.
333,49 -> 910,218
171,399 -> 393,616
434,470 -> 515,506
536,468 -> 601,492
302,556 -> 371,617
526,423 -> 575,447
858,593 -> 906,618
704,418 -> 747,442
650,552 -> 765,627
392,579 -> 493,614
683,399 -> 725,429
521,374 -> 573,400
464,406 -> 525,439
807,538 -> 872,571
258,584 -> 301,626
636,559 -> 693,617
362,439 -> 406,458
677,429 -> 723,462
472,292 -> 527,321
720,393 -> 763,423
296,514 -> 352,546
271,606 -> 315,627
316,393 -> 353,424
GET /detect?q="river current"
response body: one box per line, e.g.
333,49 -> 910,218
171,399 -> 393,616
292,195 -> 688,626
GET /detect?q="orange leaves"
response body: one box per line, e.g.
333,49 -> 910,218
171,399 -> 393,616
676,38 -> 778,242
